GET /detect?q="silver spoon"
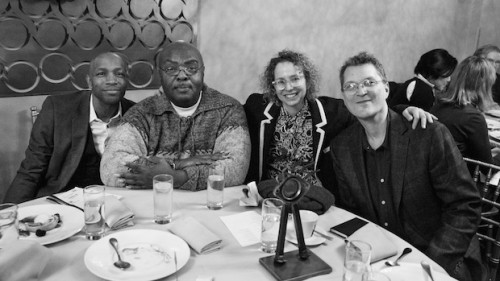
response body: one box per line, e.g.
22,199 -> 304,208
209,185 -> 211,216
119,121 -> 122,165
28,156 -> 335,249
420,260 -> 435,281
385,247 -> 412,266
109,238 -> 131,270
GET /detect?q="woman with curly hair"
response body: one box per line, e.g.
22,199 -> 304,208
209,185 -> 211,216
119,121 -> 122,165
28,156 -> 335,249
244,50 -> 431,213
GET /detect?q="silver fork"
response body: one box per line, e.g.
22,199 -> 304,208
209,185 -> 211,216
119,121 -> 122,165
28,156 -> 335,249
173,250 -> 178,281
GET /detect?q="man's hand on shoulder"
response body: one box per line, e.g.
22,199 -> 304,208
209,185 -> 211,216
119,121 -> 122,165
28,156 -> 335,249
402,106 -> 437,129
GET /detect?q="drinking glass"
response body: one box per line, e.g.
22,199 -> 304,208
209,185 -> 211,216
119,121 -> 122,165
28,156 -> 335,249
0,203 -> 18,248
84,185 -> 105,240
343,240 -> 372,281
260,198 -> 284,253
207,165 -> 225,210
153,174 -> 174,224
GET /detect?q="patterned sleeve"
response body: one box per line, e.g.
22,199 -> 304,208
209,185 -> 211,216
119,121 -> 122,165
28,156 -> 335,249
179,102 -> 251,191
100,123 -> 148,187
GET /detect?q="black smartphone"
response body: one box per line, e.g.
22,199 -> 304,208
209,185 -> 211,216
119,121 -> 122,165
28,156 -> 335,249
329,217 -> 368,238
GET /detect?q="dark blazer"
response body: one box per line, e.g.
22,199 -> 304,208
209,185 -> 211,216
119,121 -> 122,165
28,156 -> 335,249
330,110 -> 483,281
244,93 -> 355,196
5,91 -> 135,203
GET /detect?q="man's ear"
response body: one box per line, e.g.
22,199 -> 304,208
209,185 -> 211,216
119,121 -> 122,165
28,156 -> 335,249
86,75 -> 91,90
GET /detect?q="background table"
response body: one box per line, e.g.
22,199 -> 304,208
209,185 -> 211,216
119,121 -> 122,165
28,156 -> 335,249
24,186 -> 448,280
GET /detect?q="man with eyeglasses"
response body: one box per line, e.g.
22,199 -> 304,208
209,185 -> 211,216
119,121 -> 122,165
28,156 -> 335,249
101,41 -> 250,190
474,44 -> 500,104
330,52 -> 483,281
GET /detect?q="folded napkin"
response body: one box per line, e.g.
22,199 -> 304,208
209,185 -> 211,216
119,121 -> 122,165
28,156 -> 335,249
103,197 -> 135,230
0,240 -> 52,281
347,223 -> 398,263
257,179 -> 335,215
239,181 -> 263,207
170,216 -> 222,254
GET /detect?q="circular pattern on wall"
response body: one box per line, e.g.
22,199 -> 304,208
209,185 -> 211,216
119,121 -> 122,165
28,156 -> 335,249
107,20 -> 136,50
72,19 -> 103,50
140,20 -> 167,49
60,0 -> 88,18
160,0 -> 183,20
129,60 -> 155,88
95,0 -> 123,19
19,0 -> 50,18
171,21 -> 194,42
34,18 -> 68,51
71,62 -> 90,90
39,53 -> 73,84
3,61 -> 40,93
129,0 -> 155,19
0,17 -> 30,51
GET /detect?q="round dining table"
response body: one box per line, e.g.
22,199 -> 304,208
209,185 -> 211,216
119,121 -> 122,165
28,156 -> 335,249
22,185 -> 449,281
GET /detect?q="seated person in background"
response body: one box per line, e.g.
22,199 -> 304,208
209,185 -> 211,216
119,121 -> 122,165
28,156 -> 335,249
0,240 -> 51,281
474,44 -> 500,104
431,56 -> 496,171
389,48 -> 457,111
245,50 -> 433,214
101,41 -> 250,190
5,52 -> 135,204
331,52 -> 482,281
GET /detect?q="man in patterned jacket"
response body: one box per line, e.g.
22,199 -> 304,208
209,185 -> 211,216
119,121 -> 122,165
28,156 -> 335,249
100,41 -> 250,190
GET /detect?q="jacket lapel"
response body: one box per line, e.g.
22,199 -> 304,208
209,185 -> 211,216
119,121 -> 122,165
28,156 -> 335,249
311,99 -> 327,171
62,92 -> 90,186
388,110 -> 409,211
259,103 -> 279,180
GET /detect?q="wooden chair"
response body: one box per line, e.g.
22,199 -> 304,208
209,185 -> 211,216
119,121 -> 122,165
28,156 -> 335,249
30,106 -> 39,124
464,157 -> 500,281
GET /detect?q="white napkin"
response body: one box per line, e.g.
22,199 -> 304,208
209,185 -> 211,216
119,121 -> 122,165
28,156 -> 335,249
170,216 -> 222,254
347,223 -> 398,263
103,197 -> 134,230
239,182 -> 263,207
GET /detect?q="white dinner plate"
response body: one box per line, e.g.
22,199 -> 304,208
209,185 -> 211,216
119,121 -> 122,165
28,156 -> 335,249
380,262 -> 456,281
486,109 -> 500,118
286,227 -> 327,246
84,229 -> 190,281
18,204 -> 84,245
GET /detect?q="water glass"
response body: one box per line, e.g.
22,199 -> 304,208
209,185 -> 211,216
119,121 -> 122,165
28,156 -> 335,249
207,165 -> 225,210
343,240 -> 372,281
0,203 -> 18,248
84,185 -> 105,240
153,174 -> 174,224
260,198 -> 284,253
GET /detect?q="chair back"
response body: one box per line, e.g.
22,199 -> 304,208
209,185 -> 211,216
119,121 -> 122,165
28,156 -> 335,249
464,157 -> 500,281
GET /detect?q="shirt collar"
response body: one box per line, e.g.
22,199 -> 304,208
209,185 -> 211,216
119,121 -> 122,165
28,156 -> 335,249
89,94 -> 122,123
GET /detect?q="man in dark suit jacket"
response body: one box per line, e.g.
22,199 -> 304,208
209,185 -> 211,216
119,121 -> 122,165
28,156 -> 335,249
5,52 -> 135,203
331,52 -> 483,281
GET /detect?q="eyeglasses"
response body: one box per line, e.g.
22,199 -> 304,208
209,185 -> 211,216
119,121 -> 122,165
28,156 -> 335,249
159,62 -> 204,76
342,78 -> 384,92
486,58 -> 500,66
272,75 -> 304,91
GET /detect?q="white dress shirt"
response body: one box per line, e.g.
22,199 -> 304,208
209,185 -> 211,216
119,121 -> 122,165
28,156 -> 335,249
89,95 -> 122,156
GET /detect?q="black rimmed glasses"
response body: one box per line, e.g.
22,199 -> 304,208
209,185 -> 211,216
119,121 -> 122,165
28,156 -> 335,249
272,75 -> 304,91
159,62 -> 204,76
342,78 -> 384,93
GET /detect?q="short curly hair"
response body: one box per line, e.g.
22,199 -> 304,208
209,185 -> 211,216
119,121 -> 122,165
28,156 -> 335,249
261,49 -> 319,105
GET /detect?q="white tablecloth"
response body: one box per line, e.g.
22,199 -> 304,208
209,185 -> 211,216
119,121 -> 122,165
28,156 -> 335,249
22,186 -> 448,281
